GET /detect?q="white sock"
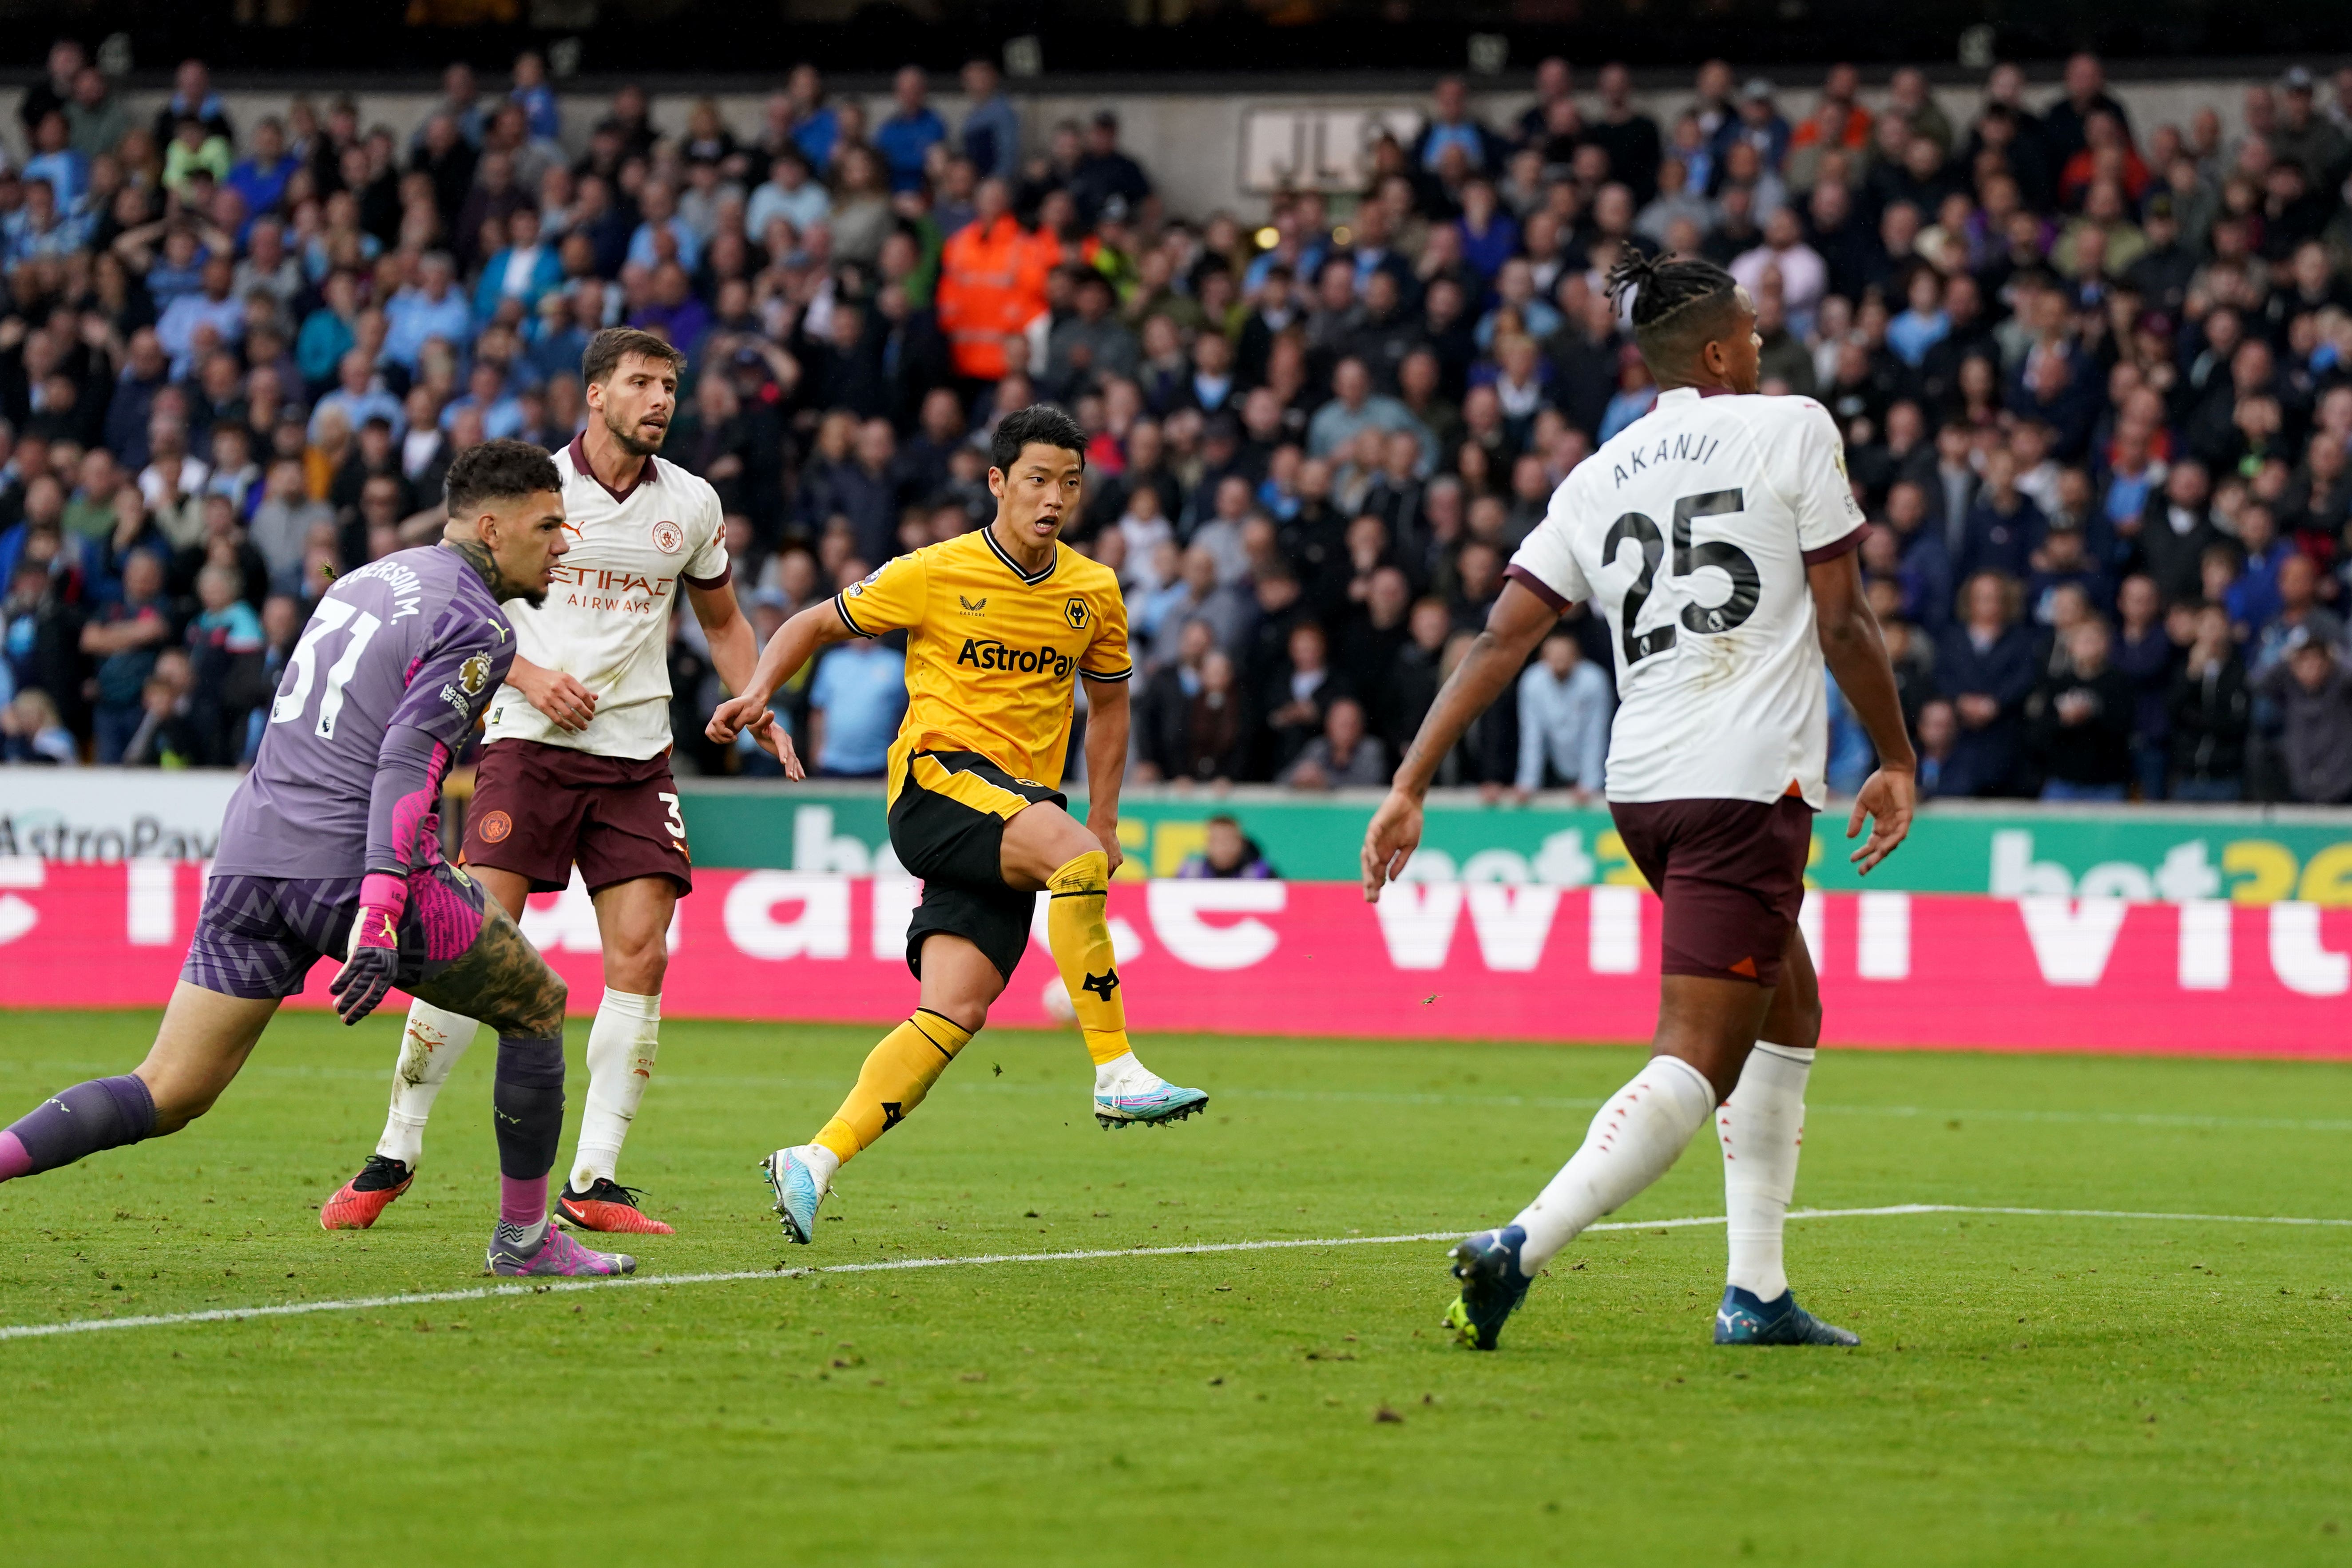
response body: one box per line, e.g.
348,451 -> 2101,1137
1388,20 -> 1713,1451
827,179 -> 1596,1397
1720,1040 -> 1814,1302
794,1142 -> 841,1190
1512,1054 -> 1717,1275
568,989 -> 660,1192
375,1000 -> 483,1165
1092,1050 -> 1162,1097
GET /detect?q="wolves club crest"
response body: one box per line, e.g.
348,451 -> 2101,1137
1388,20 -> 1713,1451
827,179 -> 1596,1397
1064,598 -> 1090,630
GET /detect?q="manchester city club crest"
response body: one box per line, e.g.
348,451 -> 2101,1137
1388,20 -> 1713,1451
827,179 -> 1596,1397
650,519 -> 685,554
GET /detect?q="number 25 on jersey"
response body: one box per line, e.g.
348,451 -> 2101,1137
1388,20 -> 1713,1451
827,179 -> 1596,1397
1604,487 -> 1760,666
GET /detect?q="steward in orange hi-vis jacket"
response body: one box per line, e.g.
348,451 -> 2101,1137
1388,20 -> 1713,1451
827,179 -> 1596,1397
934,182 -> 1055,380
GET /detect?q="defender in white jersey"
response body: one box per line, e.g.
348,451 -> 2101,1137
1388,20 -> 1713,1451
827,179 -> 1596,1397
1363,253 -> 1917,1351
323,329 -> 764,1237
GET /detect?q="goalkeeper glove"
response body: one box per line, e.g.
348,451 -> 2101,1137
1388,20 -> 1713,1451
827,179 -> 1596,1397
330,871 -> 409,1025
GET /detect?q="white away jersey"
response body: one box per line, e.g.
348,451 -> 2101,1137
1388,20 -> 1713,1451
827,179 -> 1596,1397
483,434 -> 730,759
1506,387 -> 1865,807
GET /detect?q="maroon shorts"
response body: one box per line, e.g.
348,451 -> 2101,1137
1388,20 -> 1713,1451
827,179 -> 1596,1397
1608,794 -> 1813,986
461,738 -> 693,896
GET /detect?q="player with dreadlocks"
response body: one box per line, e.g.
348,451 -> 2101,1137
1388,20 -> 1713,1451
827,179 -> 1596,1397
1365,250 -> 1917,1350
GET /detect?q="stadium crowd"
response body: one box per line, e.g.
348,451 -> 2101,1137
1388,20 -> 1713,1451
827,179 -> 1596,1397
4,45 -> 2352,803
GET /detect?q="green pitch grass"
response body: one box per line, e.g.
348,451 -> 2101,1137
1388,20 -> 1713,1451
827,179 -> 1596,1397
2,1011 -> 2348,1567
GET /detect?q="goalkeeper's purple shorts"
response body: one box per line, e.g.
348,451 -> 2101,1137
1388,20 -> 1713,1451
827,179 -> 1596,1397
181,864 -> 488,1000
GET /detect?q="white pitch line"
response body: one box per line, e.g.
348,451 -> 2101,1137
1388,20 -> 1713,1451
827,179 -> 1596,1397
3,1202 -> 2346,1343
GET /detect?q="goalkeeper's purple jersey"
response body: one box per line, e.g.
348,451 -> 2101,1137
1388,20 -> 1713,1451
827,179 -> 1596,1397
213,545 -> 515,879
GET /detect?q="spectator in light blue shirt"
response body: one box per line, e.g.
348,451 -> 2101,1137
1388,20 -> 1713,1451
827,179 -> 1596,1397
224,118 -> 296,223
959,59 -> 1022,181
139,224 -> 211,310
1,178 -> 91,266
625,181 -> 702,275
510,51 -> 561,142
874,67 -> 948,194
473,206 -> 564,320
154,256 -> 245,377
1515,632 -> 1611,799
441,361 -> 527,441
787,64 -> 842,174
381,252 -> 472,371
21,112 -> 87,212
1597,346 -> 1659,443
1825,672 -> 1878,797
1885,266 -> 1951,369
1305,359 -> 1429,466
746,150 -> 831,245
527,285 -> 599,387
309,349 -> 407,443
295,272 -> 361,393
809,637 -> 908,777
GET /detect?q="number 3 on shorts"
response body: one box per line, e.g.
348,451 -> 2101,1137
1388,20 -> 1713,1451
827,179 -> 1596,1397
658,790 -> 686,843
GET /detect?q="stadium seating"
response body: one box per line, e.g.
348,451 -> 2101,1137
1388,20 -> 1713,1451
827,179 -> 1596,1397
4,48 -> 2351,806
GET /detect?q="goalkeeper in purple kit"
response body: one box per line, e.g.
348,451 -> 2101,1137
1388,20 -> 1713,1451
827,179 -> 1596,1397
0,440 -> 631,1279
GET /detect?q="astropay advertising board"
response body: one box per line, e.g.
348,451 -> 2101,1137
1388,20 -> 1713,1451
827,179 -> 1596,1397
2,860 -> 2347,1059
0,771 -> 242,861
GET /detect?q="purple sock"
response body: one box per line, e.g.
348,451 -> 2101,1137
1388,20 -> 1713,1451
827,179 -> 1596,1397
500,1173 -> 547,1227
0,1075 -> 156,1183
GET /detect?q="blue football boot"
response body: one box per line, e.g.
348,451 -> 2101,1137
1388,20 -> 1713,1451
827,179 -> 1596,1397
1713,1285 -> 1860,1346
1443,1225 -> 1535,1350
1093,1080 -> 1210,1128
759,1145 -> 828,1244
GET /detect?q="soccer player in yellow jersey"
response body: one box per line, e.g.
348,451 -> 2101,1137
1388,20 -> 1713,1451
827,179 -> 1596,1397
707,405 -> 1208,1244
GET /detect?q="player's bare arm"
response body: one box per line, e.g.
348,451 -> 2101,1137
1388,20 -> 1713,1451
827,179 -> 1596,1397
704,597 -> 857,778
1363,579 -> 1561,901
1079,673 -> 1131,875
687,578 -> 762,702
1807,549 -> 1917,874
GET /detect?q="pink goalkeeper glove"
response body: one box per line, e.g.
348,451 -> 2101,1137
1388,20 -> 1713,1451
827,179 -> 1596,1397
330,871 -> 409,1025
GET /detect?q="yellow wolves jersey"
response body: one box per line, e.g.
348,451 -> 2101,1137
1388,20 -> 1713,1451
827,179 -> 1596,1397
832,527 -> 1132,800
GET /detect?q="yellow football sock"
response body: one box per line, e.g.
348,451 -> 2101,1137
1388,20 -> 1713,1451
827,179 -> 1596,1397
813,1009 -> 972,1165
1046,850 -> 1131,1066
